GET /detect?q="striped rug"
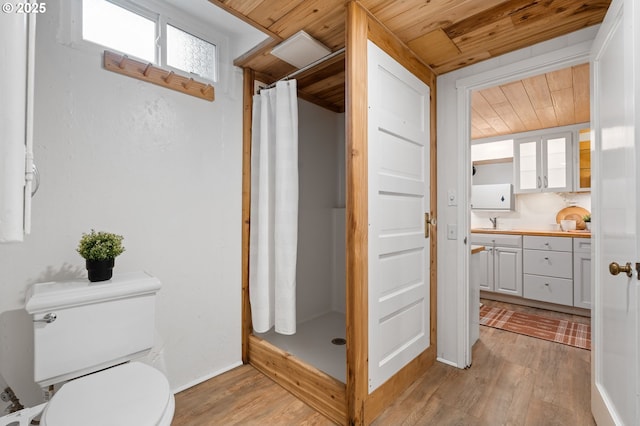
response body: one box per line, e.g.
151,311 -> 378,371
479,305 -> 591,350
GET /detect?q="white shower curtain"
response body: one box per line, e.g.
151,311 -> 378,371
249,80 -> 299,335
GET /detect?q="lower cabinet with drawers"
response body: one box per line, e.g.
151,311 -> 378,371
523,236 -> 574,305
472,232 -> 591,309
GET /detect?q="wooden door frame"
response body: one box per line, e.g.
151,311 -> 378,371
240,2 -> 438,424
347,3 -> 438,424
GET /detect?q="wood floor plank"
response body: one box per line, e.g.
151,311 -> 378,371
174,300 -> 594,425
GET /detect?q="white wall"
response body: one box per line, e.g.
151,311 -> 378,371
0,0 -> 243,406
437,26 -> 599,366
471,192 -> 591,230
296,100 -> 344,322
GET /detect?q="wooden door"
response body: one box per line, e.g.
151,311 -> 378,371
591,0 -> 640,423
366,40 -> 430,392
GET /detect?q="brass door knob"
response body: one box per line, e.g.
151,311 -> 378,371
609,262 -> 633,277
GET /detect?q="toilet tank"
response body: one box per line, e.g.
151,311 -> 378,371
25,271 -> 161,387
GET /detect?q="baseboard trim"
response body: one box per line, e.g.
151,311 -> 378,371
480,291 -> 591,317
171,361 -> 243,394
436,357 -> 461,368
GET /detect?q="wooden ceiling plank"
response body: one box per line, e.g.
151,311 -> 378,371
471,107 -> 494,130
509,0 -> 609,28
207,0 -> 280,40
372,0 -> 465,31
480,9 -> 607,58
522,74 -> 553,109
407,29 -> 460,68
220,0 -> 263,15
451,6 -> 606,62
394,0 -> 506,43
448,17 -> 516,57
247,0 -> 305,28
444,0 -> 537,40
492,101 -> 527,134
267,0 -> 345,38
478,86 -> 508,105
299,6 -> 347,51
301,71 -> 346,94
573,63 -> 591,122
431,50 -> 491,75
546,68 -> 573,91
551,87 -> 576,126
500,81 -> 541,130
536,106 -> 559,128
471,92 -> 512,135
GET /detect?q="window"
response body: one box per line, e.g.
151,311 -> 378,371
82,0 -> 156,63
167,25 -> 217,82
81,0 -> 217,82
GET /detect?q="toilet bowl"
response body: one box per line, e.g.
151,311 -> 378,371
22,272 -> 174,426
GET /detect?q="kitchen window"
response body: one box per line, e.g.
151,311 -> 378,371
80,0 -> 218,82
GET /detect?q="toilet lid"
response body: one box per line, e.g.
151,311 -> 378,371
42,362 -> 171,426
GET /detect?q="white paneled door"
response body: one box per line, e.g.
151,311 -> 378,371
591,0 -> 640,423
367,41 -> 430,392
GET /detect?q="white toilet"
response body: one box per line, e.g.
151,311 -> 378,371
21,271 -> 174,426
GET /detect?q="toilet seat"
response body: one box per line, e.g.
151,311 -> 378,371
41,362 -> 174,426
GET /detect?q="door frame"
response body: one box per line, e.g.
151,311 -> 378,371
455,42 -> 593,367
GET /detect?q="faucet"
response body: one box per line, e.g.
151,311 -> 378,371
489,217 -> 498,229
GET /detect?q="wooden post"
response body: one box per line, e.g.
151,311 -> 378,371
241,67 -> 255,364
345,2 -> 369,424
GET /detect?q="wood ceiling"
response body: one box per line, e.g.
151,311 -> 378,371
210,0 -> 609,116
471,63 -> 590,139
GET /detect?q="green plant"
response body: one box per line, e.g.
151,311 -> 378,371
77,230 -> 125,261
583,214 -> 591,223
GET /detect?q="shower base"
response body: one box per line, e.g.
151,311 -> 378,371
255,310 -> 346,383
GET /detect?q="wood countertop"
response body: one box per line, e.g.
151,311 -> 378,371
471,228 -> 591,238
471,245 -> 485,254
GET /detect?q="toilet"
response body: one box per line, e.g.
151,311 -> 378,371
21,271 -> 174,426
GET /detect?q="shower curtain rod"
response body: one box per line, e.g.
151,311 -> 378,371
261,47 -> 346,91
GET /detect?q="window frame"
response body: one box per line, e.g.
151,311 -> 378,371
64,0 -> 222,84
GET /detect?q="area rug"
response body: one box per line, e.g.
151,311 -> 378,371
479,305 -> 591,350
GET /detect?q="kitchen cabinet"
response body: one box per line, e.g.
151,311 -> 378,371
523,236 -> 573,305
573,238 -> 592,309
470,234 -> 522,296
514,132 -> 573,193
575,128 -> 591,192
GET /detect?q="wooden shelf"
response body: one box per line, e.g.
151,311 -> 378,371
103,50 -> 215,102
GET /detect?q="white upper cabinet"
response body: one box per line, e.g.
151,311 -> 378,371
514,131 -> 573,193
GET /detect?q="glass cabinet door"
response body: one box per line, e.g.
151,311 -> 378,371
515,132 -> 573,193
515,139 -> 539,192
543,133 -> 572,191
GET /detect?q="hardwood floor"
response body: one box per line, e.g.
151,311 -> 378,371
173,301 -> 593,425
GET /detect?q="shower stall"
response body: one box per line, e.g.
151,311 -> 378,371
253,97 -> 347,382
240,4 -> 438,425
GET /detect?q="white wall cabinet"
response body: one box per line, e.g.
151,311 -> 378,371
573,238 -> 592,309
470,234 -> 522,296
514,132 -> 573,193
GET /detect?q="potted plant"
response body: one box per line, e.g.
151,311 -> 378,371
77,230 -> 125,282
583,214 -> 591,231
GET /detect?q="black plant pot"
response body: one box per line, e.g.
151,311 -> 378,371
86,258 -> 115,282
